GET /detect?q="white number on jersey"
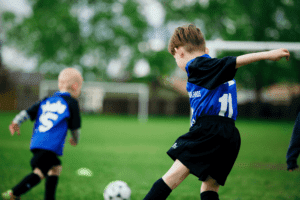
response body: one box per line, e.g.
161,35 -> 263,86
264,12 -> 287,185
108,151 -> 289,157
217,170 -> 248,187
38,100 -> 67,132
190,108 -> 196,127
39,112 -> 59,132
218,93 -> 233,118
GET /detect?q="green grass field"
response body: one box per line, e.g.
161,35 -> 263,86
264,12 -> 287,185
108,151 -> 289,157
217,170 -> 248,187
0,112 -> 299,200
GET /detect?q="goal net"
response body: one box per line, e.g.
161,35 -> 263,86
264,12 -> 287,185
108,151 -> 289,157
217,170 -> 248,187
39,81 -> 149,122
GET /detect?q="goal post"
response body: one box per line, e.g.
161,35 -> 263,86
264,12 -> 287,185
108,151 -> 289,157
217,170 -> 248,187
206,40 -> 300,58
39,81 -> 150,123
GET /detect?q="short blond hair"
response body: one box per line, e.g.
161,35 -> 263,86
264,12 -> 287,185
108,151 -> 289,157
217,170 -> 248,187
58,68 -> 83,91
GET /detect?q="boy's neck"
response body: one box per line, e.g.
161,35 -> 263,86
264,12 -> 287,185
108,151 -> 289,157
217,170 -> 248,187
59,90 -> 70,94
59,89 -> 74,96
181,51 -> 206,71
186,51 -> 207,61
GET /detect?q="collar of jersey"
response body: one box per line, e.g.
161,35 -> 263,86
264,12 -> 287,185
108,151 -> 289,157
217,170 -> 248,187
185,54 -> 211,77
201,54 -> 211,58
54,91 -> 71,96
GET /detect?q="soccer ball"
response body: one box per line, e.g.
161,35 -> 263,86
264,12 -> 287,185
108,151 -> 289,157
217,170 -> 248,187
103,180 -> 131,200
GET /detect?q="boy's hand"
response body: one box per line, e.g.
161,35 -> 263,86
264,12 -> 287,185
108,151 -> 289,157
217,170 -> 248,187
9,122 -> 20,136
69,137 -> 77,146
267,48 -> 290,61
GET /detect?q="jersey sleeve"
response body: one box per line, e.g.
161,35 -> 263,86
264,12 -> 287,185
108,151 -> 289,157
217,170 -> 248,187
26,101 -> 42,121
187,56 -> 237,90
67,99 -> 81,130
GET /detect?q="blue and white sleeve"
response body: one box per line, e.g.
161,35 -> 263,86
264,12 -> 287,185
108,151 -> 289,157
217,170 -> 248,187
12,110 -> 30,126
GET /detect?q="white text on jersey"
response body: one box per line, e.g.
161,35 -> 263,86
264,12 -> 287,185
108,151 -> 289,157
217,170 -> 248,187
41,100 -> 66,114
39,101 -> 67,132
188,91 -> 201,98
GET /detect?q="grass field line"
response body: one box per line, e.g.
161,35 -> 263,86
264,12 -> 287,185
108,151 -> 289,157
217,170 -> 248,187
235,162 -> 299,172
0,140 -> 29,150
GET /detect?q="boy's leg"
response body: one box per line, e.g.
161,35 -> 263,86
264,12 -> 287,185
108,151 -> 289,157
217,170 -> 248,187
11,168 -> 44,197
143,159 -> 189,200
200,176 -> 220,200
45,165 -> 62,200
162,159 -> 190,190
286,112 -> 300,171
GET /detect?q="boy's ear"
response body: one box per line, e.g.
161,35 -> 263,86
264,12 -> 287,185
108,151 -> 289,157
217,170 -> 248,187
180,50 -> 185,58
71,82 -> 79,91
205,47 -> 209,54
175,47 -> 185,58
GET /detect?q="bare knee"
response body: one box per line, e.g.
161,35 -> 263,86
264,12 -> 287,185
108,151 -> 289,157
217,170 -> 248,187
201,176 -> 220,193
162,160 -> 190,190
48,165 -> 62,176
33,168 -> 45,180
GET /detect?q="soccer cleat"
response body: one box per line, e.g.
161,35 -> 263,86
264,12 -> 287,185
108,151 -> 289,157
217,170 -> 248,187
1,190 -> 21,200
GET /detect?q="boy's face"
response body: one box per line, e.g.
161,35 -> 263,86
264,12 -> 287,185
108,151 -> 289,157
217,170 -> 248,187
173,46 -> 210,71
173,47 -> 186,71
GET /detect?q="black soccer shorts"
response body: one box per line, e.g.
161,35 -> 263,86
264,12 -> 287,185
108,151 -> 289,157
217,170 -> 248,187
30,149 -> 61,177
167,116 -> 241,186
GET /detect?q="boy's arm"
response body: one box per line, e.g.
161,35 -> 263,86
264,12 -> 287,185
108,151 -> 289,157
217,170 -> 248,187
9,110 -> 30,135
66,98 -> 81,146
236,48 -> 290,69
69,129 -> 80,146
9,100 -> 42,136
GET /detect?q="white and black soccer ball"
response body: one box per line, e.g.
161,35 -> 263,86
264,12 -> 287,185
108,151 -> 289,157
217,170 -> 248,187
103,180 -> 131,200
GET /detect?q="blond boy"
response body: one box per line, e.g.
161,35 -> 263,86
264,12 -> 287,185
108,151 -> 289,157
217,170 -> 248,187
2,68 -> 83,200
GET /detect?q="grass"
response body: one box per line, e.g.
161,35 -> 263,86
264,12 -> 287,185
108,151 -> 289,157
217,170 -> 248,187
0,112 -> 299,200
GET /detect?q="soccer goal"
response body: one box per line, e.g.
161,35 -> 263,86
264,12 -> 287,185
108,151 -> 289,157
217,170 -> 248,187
39,81 -> 150,122
206,40 -> 300,58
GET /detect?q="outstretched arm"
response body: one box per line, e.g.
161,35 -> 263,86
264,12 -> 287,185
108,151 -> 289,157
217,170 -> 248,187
236,48 -> 290,69
9,110 -> 30,135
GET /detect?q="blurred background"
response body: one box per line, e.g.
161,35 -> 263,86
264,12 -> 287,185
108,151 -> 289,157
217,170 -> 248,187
1,1 -> 300,199
0,0 -> 300,120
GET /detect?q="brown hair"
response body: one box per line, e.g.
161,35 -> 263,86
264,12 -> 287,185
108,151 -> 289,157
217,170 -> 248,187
168,24 -> 206,55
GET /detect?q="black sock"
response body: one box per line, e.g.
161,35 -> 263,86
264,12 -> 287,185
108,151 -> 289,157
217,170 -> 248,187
12,173 -> 41,196
201,191 -> 219,200
45,176 -> 59,200
143,178 -> 172,200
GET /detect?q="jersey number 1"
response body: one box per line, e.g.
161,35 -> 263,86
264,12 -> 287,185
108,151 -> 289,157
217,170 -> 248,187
218,93 -> 233,118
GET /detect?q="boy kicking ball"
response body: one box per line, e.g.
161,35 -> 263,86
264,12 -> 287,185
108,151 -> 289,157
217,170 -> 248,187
143,24 -> 290,200
2,68 -> 83,200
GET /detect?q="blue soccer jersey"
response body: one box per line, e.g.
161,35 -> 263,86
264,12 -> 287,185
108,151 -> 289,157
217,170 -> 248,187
26,92 -> 81,156
185,54 -> 238,127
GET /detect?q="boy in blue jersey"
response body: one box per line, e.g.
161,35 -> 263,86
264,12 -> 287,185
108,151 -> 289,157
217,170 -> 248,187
143,24 -> 290,200
2,68 -> 83,200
